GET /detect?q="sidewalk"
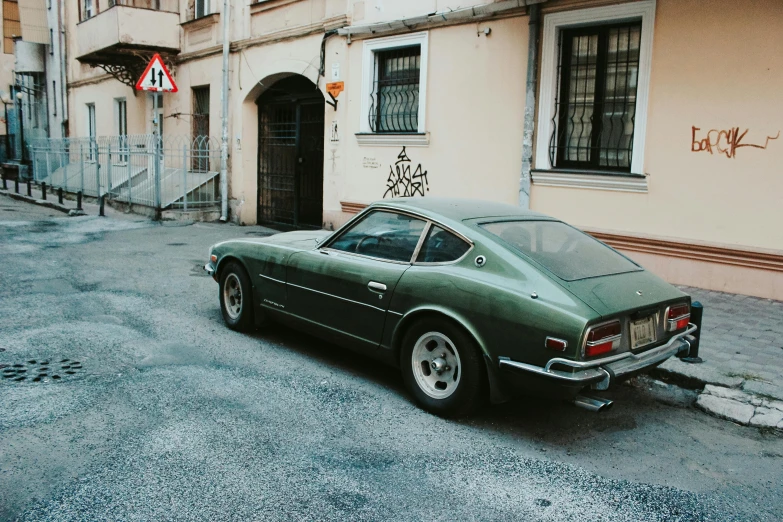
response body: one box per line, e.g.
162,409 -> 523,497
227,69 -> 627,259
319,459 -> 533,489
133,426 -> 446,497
0,182 -> 214,223
656,285 -> 783,428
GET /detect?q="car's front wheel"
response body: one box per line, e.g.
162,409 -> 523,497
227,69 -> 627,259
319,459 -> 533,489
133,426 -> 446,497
219,261 -> 254,331
401,317 -> 485,417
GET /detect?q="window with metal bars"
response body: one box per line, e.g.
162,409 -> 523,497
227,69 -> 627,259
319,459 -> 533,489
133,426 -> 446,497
550,22 -> 642,172
369,46 -> 421,133
192,86 -> 210,138
192,86 -> 210,172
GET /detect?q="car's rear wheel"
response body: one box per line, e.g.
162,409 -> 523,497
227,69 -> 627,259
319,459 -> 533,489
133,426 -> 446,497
219,261 -> 254,331
401,317 -> 485,417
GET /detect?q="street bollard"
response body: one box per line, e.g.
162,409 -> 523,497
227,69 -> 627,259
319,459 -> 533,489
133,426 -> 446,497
41,182 -> 47,200
681,301 -> 704,364
99,195 -> 105,217
77,191 -> 83,211
14,177 -> 19,193
58,187 -> 63,205
1,171 -> 6,190
27,180 -> 31,197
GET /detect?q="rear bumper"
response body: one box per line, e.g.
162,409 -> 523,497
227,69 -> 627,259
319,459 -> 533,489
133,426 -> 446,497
498,323 -> 697,390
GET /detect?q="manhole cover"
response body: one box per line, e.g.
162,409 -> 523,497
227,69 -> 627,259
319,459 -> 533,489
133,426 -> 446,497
0,358 -> 85,384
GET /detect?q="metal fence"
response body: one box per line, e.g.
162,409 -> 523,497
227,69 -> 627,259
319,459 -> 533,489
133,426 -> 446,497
28,135 -> 220,211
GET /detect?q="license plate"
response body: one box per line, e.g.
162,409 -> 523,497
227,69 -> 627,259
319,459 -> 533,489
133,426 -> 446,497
630,316 -> 657,349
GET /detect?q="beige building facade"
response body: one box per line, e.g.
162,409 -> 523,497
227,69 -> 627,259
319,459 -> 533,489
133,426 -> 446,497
1,0 -> 20,140
64,0 -> 783,299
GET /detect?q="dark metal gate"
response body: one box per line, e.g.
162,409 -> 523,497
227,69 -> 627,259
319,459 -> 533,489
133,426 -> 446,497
257,76 -> 324,229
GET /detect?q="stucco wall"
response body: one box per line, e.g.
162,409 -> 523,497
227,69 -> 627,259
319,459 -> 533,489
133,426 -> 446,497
231,33 -> 325,224
68,81 -> 144,138
330,17 -> 528,226
530,0 -> 783,251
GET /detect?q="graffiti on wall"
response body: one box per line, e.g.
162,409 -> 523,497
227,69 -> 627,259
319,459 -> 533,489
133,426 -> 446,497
691,127 -> 780,159
383,147 -> 429,198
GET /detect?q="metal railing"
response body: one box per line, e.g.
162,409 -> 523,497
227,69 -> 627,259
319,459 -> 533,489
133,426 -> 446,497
28,134 -> 220,212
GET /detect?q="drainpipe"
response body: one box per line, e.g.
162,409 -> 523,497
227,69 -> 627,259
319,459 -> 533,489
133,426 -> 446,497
519,3 -> 540,208
58,0 -> 68,136
219,0 -> 230,221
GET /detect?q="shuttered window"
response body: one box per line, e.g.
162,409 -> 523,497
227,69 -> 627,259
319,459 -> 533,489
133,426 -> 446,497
3,0 -> 21,54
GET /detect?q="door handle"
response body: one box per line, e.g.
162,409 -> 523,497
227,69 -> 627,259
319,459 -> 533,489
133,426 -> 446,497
368,281 -> 387,292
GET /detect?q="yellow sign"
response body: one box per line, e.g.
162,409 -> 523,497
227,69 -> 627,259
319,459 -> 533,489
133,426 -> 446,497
326,81 -> 344,98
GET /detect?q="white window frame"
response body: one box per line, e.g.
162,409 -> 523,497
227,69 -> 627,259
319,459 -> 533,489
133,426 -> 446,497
86,103 -> 96,138
114,97 -> 127,136
115,97 -> 128,162
535,0 -> 656,175
358,31 -> 429,142
86,103 -> 97,161
195,0 -> 210,19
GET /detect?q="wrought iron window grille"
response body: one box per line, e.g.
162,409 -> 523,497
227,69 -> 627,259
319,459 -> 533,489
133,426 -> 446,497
369,46 -> 421,133
549,22 -> 642,172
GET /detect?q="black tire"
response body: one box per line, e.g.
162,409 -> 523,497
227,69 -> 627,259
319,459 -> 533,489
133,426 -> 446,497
400,317 -> 486,417
219,261 -> 255,332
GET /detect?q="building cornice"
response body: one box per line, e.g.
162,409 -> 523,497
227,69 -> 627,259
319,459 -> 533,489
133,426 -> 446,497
177,14 -> 349,65
338,0 -> 546,41
233,15 -> 349,52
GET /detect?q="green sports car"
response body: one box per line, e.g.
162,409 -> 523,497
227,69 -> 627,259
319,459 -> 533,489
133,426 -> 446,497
205,198 -> 696,417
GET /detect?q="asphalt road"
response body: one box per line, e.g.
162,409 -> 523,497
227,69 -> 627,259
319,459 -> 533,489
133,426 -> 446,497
1,196 -> 782,521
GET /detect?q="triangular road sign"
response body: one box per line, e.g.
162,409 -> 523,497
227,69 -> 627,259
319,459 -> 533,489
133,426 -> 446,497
135,53 -> 178,93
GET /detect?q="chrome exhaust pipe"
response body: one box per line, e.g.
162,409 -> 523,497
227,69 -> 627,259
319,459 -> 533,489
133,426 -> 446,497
573,395 -> 614,412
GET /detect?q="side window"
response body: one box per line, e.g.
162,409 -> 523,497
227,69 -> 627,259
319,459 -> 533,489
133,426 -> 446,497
328,211 -> 426,262
415,226 -> 470,263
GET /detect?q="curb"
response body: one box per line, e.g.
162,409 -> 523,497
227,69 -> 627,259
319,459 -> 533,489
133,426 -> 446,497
651,359 -> 783,431
0,189 -> 86,216
696,385 -> 783,430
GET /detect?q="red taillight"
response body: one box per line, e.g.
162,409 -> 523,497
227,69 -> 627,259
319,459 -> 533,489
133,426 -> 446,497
545,337 -> 568,351
666,303 -> 690,332
584,320 -> 621,357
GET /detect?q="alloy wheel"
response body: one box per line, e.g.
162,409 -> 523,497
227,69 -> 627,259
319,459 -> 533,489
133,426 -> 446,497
411,331 -> 462,399
223,273 -> 243,320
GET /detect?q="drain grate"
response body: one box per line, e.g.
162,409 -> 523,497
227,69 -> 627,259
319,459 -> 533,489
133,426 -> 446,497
1,358 -> 84,383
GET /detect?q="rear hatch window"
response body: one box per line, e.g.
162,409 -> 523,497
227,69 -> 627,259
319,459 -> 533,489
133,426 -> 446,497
480,220 -> 642,281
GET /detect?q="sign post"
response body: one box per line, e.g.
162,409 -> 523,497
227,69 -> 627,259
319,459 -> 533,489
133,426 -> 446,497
135,54 -> 178,216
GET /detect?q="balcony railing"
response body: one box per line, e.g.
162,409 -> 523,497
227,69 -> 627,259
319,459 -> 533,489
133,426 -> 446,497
81,0 -> 180,22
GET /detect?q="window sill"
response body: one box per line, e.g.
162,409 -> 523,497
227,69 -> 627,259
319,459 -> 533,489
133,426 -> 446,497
355,133 -> 429,147
181,12 -> 220,30
531,169 -> 648,193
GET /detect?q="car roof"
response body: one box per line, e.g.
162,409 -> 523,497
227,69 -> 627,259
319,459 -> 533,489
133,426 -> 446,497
371,197 -> 553,222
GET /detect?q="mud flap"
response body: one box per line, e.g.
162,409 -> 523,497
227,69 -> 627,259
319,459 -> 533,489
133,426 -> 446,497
484,353 -> 511,404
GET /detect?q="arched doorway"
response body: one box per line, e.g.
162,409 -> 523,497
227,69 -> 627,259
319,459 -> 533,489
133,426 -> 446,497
256,75 -> 325,229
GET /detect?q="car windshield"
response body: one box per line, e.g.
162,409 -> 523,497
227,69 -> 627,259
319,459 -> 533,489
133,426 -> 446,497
480,220 -> 641,281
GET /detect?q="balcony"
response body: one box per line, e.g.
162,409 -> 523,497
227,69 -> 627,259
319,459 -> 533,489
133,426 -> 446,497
76,0 -> 181,66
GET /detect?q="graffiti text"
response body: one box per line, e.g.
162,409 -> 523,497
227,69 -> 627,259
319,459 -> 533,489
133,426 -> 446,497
691,126 -> 780,159
383,147 -> 429,198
